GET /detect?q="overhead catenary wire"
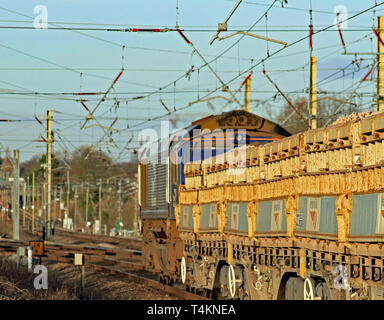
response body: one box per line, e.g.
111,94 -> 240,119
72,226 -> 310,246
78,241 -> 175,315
0,24 -> 382,32
224,0 -> 384,15
116,2 -> 384,134
0,1 -> 380,113
323,62 -> 377,126
0,27 -> 373,106
0,8 -> 262,63
108,5 -> 381,161
1,2 -> 383,162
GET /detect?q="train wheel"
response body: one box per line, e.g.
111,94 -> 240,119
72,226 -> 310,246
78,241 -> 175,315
228,265 -> 237,298
304,278 -> 314,300
181,257 -> 187,284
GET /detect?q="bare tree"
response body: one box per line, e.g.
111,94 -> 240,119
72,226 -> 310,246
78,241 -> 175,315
269,95 -> 361,134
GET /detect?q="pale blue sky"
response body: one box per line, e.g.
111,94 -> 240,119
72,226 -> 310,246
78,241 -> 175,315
0,0 -> 382,161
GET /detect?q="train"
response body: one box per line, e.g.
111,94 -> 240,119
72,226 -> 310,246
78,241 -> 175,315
138,109 -> 384,300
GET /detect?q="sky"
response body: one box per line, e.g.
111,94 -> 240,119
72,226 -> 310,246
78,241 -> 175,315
0,0 -> 383,162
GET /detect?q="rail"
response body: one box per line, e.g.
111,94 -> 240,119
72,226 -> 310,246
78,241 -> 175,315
0,237 -> 208,300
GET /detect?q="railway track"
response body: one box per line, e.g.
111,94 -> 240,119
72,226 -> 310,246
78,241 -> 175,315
53,227 -> 142,251
20,210 -> 142,251
0,237 -> 208,300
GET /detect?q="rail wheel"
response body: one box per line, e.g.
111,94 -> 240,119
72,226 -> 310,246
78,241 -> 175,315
228,265 -> 236,298
228,265 -> 242,298
181,257 -> 187,284
304,278 -> 314,300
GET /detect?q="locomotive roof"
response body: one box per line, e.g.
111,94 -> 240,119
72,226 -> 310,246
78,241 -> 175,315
184,109 -> 291,137
139,110 -> 291,161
